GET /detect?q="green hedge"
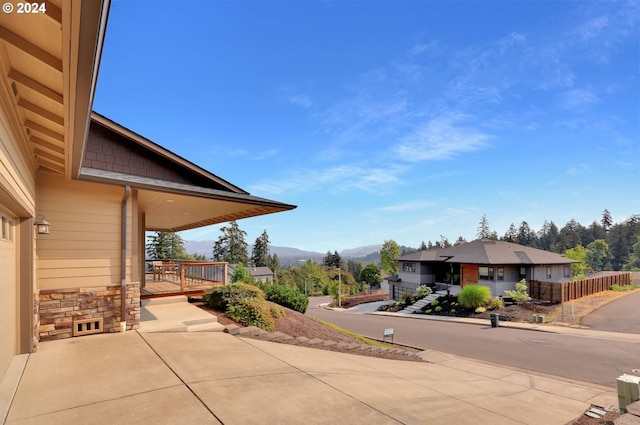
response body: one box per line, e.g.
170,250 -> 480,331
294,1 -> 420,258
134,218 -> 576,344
226,297 -> 275,331
203,283 -> 264,311
259,283 -> 309,314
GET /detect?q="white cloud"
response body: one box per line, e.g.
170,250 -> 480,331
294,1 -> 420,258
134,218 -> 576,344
393,112 -> 491,161
376,201 -> 436,213
566,163 -> 592,176
286,94 -> 312,108
248,164 -> 405,196
561,88 -> 599,110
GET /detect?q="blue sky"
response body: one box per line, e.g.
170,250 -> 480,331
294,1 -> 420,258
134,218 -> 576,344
93,0 -> 639,253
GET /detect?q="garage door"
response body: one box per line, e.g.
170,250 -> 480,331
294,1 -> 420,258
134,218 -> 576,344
0,209 -> 16,377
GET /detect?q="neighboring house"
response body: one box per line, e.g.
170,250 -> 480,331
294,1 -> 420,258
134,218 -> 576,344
385,239 -> 576,300
0,1 -> 294,385
228,264 -> 275,283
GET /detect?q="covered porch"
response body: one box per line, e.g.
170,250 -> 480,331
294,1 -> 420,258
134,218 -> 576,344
142,260 -> 228,298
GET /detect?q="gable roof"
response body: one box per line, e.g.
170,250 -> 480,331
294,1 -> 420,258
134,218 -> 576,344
397,239 -> 576,265
78,113 -> 296,231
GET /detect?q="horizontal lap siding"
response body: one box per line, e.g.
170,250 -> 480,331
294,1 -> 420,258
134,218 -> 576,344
37,175 -> 131,291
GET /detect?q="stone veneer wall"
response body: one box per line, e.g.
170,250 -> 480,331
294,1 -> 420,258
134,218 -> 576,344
37,284 -> 140,342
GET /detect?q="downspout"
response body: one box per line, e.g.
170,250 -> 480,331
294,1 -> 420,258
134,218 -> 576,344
120,185 -> 130,331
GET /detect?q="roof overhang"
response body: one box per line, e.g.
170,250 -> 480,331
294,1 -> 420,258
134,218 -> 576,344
0,0 -> 109,177
80,167 -> 296,231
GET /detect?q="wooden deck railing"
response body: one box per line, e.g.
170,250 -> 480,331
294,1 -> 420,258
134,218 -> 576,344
178,261 -> 228,292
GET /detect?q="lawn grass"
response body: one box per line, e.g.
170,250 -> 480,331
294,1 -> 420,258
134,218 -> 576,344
312,318 -> 394,348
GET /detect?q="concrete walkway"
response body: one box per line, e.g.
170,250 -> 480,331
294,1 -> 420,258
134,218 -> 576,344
2,300 -> 618,425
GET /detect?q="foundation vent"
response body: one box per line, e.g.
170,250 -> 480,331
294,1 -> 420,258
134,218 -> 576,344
73,318 -> 104,337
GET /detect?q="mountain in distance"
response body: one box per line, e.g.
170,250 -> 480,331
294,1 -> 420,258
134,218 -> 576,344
182,240 -> 383,263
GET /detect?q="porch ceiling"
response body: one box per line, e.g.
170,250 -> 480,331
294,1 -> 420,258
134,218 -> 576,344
0,1 -> 65,174
138,188 -> 291,232
0,1 -> 107,178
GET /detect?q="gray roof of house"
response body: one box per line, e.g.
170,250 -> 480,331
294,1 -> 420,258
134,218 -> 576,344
228,264 -> 274,277
396,239 -> 577,265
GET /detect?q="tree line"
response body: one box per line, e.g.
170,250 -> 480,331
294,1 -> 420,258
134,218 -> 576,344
381,210 -> 640,274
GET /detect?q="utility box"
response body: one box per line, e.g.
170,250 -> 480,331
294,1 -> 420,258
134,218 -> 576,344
617,374 -> 640,413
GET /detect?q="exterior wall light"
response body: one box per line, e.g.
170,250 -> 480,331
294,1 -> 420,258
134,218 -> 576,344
35,216 -> 50,235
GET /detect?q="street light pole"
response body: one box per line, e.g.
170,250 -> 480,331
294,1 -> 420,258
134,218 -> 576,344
338,267 -> 342,308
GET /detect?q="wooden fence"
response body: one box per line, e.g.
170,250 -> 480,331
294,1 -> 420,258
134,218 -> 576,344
529,272 -> 632,303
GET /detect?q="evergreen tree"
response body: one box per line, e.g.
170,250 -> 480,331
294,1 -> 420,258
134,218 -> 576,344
146,232 -> 187,259
586,221 -> 606,244
251,230 -> 270,267
346,260 -> 363,282
601,209 -> 613,231
476,214 -> 491,239
503,223 -> 518,243
440,235 -> 452,247
556,219 -> 585,252
608,215 -> 640,270
454,236 -> 467,246
323,251 -> 341,268
380,240 -> 400,275
419,240 -> 427,250
266,253 -> 280,274
427,240 -> 434,249
623,236 -> 640,271
517,221 -> 537,247
538,220 -> 559,252
212,221 -> 249,264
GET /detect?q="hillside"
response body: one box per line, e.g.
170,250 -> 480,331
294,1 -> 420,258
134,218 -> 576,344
183,240 -> 384,266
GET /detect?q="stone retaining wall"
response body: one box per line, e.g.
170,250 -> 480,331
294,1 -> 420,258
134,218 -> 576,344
37,284 -> 140,342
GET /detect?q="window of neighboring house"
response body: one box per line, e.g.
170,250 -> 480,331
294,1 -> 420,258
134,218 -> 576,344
479,266 -> 494,280
497,267 -> 504,281
1,215 -> 13,241
519,267 -> 526,280
402,262 -> 416,272
546,266 -> 552,279
564,266 -> 571,278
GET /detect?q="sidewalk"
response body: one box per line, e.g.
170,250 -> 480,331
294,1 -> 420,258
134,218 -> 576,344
2,299 -> 618,425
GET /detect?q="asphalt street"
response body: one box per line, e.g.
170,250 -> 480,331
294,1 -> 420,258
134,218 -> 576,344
581,289 -> 640,334
306,296 -> 640,388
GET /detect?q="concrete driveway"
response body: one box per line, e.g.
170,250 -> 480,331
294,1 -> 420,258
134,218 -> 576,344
3,329 -> 616,425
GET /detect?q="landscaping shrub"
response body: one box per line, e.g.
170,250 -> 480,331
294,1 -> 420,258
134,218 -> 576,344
415,285 -> 432,299
487,297 -> 504,310
611,284 -> 638,292
504,279 -> 531,302
401,292 -> 414,305
270,304 -> 286,318
430,299 -> 439,306
203,283 -> 264,311
261,284 -> 309,313
458,285 -> 492,309
475,306 -> 486,314
226,297 -> 275,331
